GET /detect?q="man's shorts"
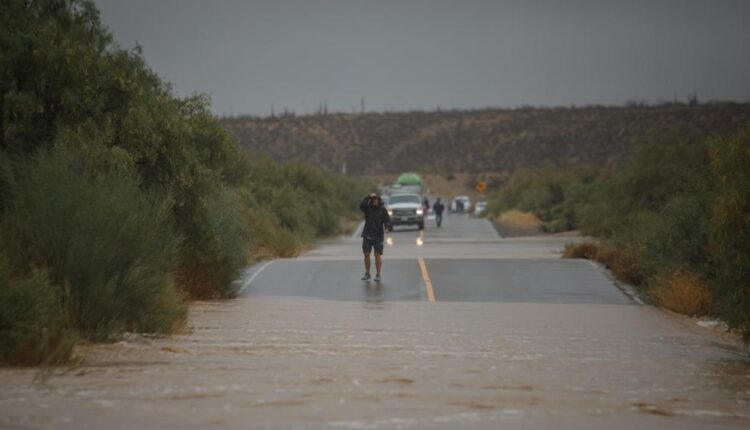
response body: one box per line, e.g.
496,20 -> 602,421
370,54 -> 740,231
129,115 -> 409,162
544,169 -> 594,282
362,237 -> 384,255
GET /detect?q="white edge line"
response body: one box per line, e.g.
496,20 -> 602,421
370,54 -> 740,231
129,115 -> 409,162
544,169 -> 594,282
581,258 -> 645,305
237,261 -> 275,295
584,259 -> 600,269
484,219 -> 501,238
351,221 -> 365,238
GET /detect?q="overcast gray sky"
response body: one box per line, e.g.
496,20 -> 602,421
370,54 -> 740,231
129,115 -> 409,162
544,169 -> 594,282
94,0 -> 750,116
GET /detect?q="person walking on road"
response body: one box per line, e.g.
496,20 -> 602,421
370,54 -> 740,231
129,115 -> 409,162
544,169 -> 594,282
433,198 -> 445,228
359,193 -> 390,282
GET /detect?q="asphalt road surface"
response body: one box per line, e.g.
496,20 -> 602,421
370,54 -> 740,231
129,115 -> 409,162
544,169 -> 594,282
242,213 -> 631,305
1,213 -> 748,429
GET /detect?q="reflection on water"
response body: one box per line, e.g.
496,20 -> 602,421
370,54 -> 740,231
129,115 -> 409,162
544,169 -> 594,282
363,282 -> 387,310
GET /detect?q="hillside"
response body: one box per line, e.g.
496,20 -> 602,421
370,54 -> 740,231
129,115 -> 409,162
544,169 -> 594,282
222,103 -> 750,175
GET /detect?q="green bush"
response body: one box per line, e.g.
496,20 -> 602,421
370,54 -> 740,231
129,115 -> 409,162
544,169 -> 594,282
4,143 -> 185,340
708,127 -> 750,341
562,241 -> 600,259
177,188 -> 247,298
579,128 -> 710,238
637,195 -> 711,279
542,218 -> 571,233
243,207 -> 301,259
530,126 -> 750,341
234,152 -> 373,249
486,165 -> 601,231
0,0 -> 376,364
0,260 -> 74,365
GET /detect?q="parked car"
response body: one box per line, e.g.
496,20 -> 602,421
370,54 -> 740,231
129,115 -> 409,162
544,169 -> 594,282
386,193 -> 424,230
451,195 -> 471,213
474,201 -> 487,216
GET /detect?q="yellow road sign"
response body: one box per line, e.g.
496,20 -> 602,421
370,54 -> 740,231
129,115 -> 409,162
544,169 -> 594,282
475,181 -> 487,193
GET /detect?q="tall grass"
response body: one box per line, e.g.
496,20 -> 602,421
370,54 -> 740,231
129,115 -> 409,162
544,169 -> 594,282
492,209 -> 542,237
0,260 -> 75,365
3,143 -> 185,341
176,188 -> 247,298
651,269 -> 712,316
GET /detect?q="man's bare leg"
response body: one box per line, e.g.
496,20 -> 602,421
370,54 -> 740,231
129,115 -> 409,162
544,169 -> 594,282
364,253 -> 371,275
375,254 -> 382,276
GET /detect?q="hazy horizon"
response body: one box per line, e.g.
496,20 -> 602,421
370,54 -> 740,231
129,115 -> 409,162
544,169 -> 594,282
94,0 -> 750,116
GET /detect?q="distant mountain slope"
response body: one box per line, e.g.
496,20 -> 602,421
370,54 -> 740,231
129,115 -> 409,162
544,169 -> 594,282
221,103 -> 750,175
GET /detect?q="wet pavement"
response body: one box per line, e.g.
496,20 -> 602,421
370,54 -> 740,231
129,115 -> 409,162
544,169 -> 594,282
1,213 -> 748,429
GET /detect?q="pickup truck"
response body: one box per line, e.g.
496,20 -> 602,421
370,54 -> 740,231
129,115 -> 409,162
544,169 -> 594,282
386,193 -> 424,230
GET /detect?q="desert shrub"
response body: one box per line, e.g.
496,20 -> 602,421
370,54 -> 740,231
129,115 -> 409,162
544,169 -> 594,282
177,188 -> 247,298
542,218 -> 570,233
636,195 -> 711,278
235,152 -> 372,244
278,162 -> 373,237
331,175 -> 375,232
589,243 -> 619,268
562,240 -> 644,286
492,210 -> 542,236
486,166 -> 601,232
562,241 -> 600,260
559,127 -> 750,339
4,144 -> 184,340
650,269 -> 712,316
244,209 -> 302,259
499,210 -> 542,227
0,259 -> 75,365
606,246 -> 645,287
0,0 -> 379,366
579,128 -> 710,238
708,127 -> 750,340
268,185 -> 313,236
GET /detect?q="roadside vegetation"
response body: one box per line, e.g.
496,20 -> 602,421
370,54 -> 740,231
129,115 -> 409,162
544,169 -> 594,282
486,127 -> 750,341
0,0 -> 370,365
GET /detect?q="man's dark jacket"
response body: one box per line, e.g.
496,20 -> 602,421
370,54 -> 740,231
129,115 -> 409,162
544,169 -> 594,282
360,196 -> 390,240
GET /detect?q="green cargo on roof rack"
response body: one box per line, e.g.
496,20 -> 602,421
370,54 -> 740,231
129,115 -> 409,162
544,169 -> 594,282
395,172 -> 422,186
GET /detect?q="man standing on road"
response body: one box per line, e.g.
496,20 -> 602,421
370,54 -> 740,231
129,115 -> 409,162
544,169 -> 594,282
360,193 -> 390,282
433,198 -> 445,228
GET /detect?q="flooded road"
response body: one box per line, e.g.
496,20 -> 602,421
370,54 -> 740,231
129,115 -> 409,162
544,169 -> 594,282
1,214 -> 748,429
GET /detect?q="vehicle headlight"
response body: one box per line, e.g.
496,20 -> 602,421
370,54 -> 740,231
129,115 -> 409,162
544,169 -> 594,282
387,210 -> 393,216
416,209 -> 423,216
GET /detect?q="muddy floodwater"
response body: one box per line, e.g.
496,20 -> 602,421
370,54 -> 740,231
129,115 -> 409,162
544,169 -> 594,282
1,297 -> 749,429
2,223 -> 749,429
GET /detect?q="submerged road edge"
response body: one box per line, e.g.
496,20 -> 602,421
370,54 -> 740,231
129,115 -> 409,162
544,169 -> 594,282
237,260 -> 276,295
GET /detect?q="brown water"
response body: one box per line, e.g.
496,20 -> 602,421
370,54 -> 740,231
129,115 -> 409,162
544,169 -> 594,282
1,297 -> 748,429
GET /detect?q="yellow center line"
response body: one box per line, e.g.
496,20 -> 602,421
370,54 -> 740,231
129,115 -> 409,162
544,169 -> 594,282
417,257 -> 435,303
